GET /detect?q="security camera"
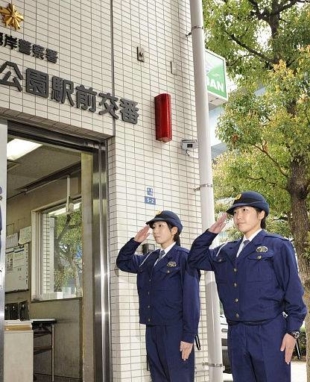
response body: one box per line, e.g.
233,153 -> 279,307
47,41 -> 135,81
181,139 -> 198,151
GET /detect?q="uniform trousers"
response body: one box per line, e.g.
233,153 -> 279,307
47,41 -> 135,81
146,321 -> 195,382
228,314 -> 290,382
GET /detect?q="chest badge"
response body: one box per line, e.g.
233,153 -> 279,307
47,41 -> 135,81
256,246 -> 268,253
167,261 -> 177,267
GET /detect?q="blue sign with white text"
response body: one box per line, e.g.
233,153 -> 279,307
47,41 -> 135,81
144,196 -> 156,205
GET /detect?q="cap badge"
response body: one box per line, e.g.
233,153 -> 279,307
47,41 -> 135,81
235,194 -> 242,200
156,211 -> 162,216
256,246 -> 268,253
167,261 -> 177,267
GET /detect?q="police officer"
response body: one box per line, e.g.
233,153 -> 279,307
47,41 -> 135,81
116,211 -> 200,382
188,191 -> 306,382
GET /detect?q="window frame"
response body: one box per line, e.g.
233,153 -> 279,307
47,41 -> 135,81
31,197 -> 82,301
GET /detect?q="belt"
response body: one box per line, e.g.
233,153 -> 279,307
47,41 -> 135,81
227,318 -> 273,326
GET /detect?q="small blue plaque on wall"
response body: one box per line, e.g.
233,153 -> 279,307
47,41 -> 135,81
144,196 -> 156,205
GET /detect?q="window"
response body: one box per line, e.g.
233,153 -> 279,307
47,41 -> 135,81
32,199 -> 82,300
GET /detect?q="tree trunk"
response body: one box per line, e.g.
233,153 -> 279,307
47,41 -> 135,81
287,160 -> 310,379
304,293 -> 310,381
69,256 -> 82,297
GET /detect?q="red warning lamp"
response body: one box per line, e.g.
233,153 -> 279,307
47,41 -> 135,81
154,93 -> 172,142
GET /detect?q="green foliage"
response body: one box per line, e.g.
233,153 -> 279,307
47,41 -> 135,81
205,1 -> 310,272
213,49 -> 310,220
203,1 -> 310,83
297,325 -> 307,358
212,150 -> 290,216
55,207 -> 82,259
54,206 -> 82,295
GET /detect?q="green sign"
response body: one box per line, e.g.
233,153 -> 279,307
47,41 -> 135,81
205,49 -> 228,101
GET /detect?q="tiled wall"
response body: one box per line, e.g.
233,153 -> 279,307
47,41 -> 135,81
109,0 -> 210,380
0,0 -> 114,138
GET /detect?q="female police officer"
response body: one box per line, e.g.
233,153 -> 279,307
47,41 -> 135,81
188,191 -> 306,382
116,211 -> 200,382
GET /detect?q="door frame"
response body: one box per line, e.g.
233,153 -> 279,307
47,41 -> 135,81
0,119 -> 8,382
6,121 -> 110,382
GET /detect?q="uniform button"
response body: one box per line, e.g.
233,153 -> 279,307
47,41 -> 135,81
167,270 -> 170,273
235,298 -> 239,303
234,283 -> 237,287
147,305 -> 150,309
257,255 -> 262,259
148,318 -> 151,322
147,291 -> 150,295
236,313 -> 239,318
149,279 -> 151,282
234,268 -> 237,272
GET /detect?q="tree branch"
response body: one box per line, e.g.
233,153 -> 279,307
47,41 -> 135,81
225,30 -> 275,64
253,144 -> 288,177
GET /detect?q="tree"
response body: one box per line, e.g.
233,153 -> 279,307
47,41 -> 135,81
203,0 -> 310,376
54,206 -> 83,297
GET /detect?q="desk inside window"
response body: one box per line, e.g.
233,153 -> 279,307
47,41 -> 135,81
31,319 -> 57,382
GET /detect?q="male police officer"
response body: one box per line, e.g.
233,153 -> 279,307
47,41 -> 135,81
117,211 -> 200,382
188,191 -> 306,382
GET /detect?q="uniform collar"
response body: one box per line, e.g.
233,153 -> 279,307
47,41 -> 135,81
161,242 -> 176,256
243,228 -> 262,243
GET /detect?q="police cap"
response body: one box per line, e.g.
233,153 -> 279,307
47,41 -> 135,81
146,210 -> 183,233
226,191 -> 269,216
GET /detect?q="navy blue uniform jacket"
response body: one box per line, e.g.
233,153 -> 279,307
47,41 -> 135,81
188,230 -> 306,331
117,239 -> 200,343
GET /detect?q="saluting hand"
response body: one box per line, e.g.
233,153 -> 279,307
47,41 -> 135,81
134,226 -> 151,243
180,341 -> 193,361
208,213 -> 227,234
280,333 -> 296,364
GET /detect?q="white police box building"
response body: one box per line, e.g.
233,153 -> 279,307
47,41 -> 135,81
0,0 -> 227,380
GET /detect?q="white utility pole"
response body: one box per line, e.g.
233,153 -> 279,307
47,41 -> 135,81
189,1 -> 223,381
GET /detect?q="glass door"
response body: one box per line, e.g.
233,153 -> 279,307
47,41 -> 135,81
0,120 -> 8,382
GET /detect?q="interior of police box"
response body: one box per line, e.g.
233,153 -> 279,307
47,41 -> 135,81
5,134 -> 82,380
